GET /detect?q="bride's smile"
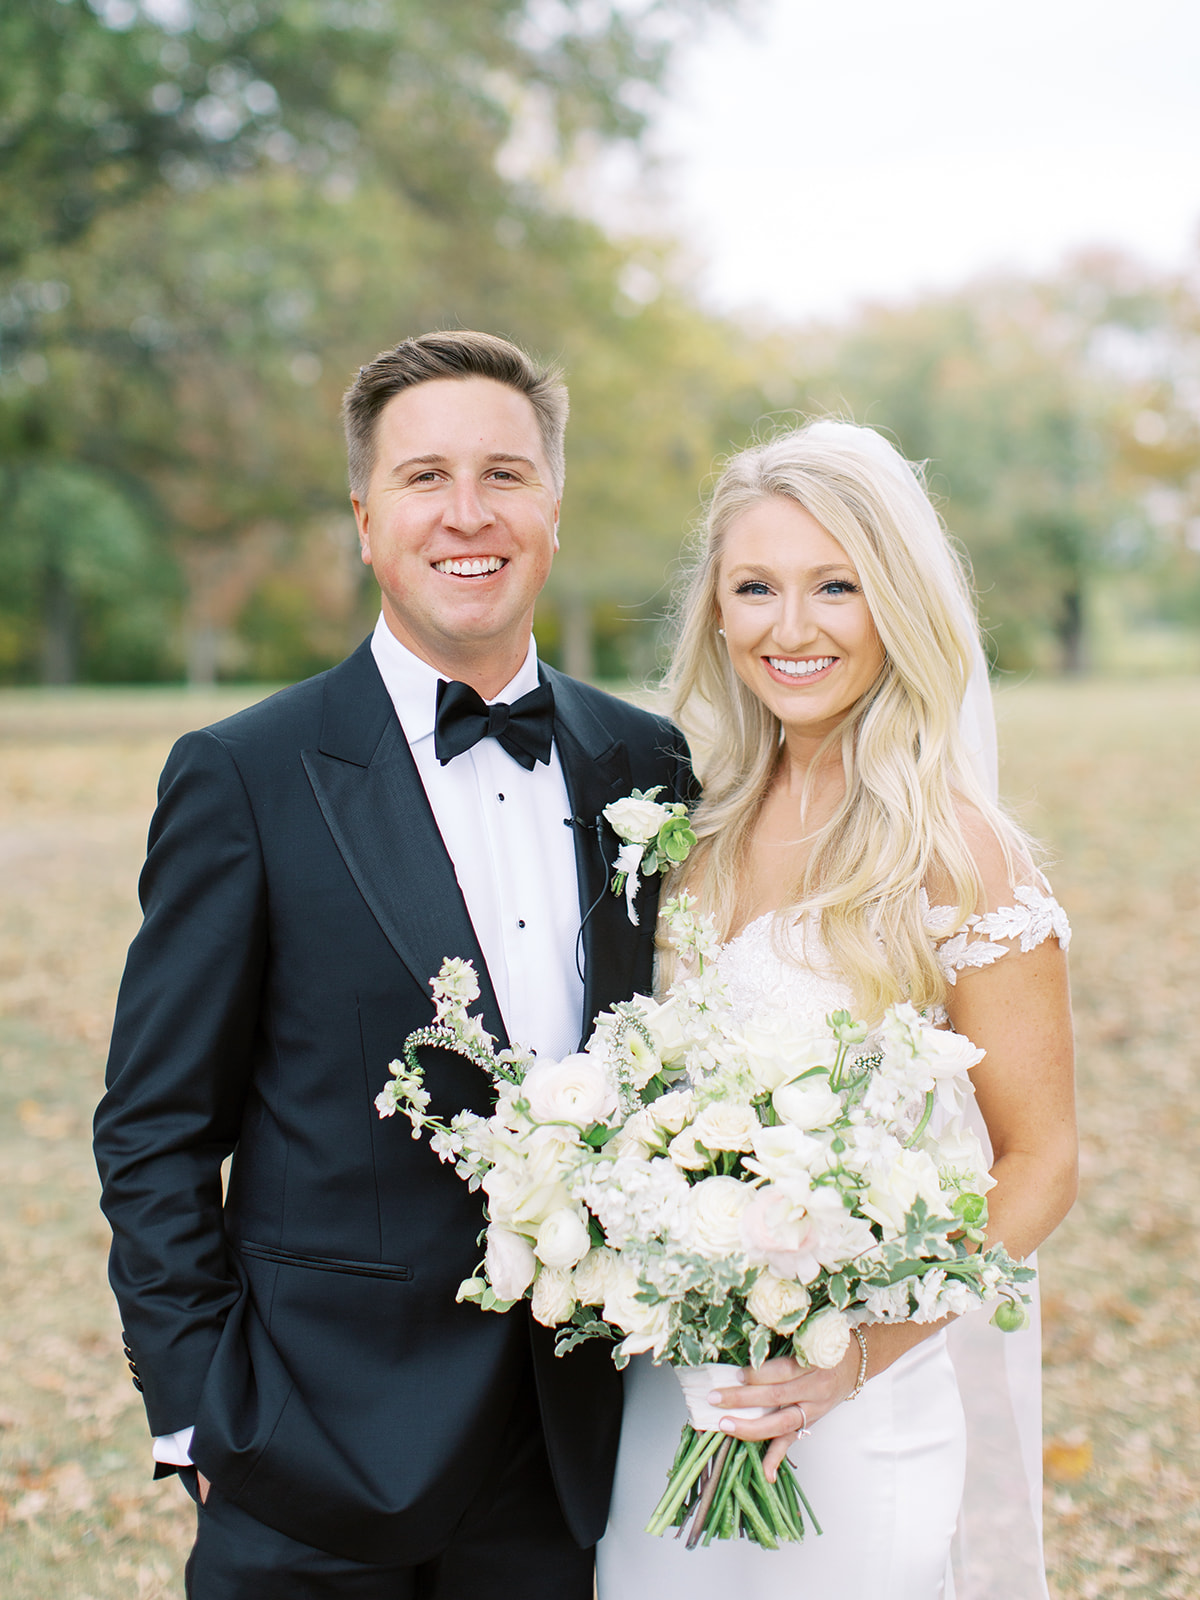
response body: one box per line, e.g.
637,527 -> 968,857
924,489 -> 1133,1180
717,496 -> 885,745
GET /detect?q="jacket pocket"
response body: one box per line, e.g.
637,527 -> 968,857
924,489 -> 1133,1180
236,1241 -> 414,1282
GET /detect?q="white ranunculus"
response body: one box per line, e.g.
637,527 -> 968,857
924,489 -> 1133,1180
688,1175 -> 755,1258
531,1265 -> 576,1326
534,1206 -> 591,1269
522,1054 -> 617,1129
603,795 -> 668,844
772,1076 -> 842,1131
689,1101 -> 761,1154
747,1271 -> 811,1333
794,1306 -> 852,1369
572,1247 -> 618,1305
742,1016 -> 840,1095
484,1224 -> 537,1301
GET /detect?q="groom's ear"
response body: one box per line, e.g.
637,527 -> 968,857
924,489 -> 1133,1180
352,495 -> 373,565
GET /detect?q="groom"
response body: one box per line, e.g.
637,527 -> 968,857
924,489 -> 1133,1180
94,330 -> 693,1597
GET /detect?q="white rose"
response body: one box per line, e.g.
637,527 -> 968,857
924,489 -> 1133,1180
534,1206 -> 592,1270
862,1148 -> 950,1235
688,1175 -> 754,1258
667,1126 -> 712,1171
747,1271 -> 811,1333
484,1224 -> 537,1301
522,1054 -> 617,1129
742,1017 -> 840,1094
689,1101 -> 760,1154
603,1264 -> 672,1357
642,996 -> 689,1064
740,1183 -> 822,1282
531,1265 -> 576,1326
794,1306 -> 851,1369
772,1076 -> 842,1131
650,1089 -> 697,1136
572,1247 -> 618,1306
603,795 -> 667,845
746,1123 -> 828,1183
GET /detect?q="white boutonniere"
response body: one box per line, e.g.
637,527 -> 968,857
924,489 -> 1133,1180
602,787 -> 697,925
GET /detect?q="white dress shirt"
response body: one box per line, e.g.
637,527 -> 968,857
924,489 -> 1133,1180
153,618 -> 585,1469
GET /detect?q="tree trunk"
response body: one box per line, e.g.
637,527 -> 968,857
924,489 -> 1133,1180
40,563 -> 77,685
1058,586 -> 1085,675
560,593 -> 594,683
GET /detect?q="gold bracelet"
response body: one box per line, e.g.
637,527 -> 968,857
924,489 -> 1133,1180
844,1327 -> 869,1400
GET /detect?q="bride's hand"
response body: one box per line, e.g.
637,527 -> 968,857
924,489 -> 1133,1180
709,1347 -> 862,1481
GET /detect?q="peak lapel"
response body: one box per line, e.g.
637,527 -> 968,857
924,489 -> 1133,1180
302,645 -> 508,1048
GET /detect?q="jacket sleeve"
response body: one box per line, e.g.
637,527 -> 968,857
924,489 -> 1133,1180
94,729 -> 268,1436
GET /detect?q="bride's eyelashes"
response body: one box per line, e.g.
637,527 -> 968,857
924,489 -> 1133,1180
728,578 -> 863,598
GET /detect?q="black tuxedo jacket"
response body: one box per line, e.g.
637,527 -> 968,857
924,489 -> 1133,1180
94,639 -> 693,1565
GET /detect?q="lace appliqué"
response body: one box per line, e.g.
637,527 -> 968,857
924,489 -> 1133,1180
925,884 -> 1072,985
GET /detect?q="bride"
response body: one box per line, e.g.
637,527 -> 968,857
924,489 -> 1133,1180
596,422 -> 1077,1599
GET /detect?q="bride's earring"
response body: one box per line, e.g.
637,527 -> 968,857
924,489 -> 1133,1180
717,626 -> 725,637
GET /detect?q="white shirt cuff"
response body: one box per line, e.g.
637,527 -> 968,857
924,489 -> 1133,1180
152,1426 -> 195,1467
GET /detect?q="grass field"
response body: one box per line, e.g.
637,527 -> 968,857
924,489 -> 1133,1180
1,679 -> 1197,1598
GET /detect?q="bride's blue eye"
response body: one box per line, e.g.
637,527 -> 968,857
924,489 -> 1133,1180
734,580 -> 771,596
821,579 -> 860,596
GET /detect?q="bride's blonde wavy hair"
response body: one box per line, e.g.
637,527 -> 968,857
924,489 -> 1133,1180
666,419 -> 1032,1021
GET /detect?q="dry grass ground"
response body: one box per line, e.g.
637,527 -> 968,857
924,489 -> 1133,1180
0,679 -> 1197,1598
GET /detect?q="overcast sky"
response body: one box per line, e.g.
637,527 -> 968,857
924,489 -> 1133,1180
633,0 -> 1200,322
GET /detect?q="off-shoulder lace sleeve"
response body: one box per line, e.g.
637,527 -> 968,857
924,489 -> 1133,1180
923,883 -> 1072,985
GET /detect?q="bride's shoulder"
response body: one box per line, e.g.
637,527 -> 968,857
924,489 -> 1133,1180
922,800 -> 1071,984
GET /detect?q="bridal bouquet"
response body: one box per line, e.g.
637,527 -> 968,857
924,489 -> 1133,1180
376,895 -> 1033,1550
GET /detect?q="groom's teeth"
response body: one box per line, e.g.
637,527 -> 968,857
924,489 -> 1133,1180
433,556 -> 506,576
769,657 -> 836,677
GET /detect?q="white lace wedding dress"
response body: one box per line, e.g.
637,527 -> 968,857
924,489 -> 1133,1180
596,887 -> 1069,1600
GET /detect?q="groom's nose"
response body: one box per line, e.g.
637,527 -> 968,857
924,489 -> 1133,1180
442,474 -> 494,535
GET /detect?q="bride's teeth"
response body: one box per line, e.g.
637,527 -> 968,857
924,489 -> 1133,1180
769,657 -> 835,677
435,557 -> 506,576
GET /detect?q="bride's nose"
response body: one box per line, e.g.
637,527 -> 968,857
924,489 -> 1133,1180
771,591 -> 818,653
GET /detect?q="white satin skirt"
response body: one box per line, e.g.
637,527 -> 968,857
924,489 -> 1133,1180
596,1332 -> 966,1600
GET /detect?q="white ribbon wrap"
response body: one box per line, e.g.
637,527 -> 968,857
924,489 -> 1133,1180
674,1363 -> 771,1432
613,841 -> 645,925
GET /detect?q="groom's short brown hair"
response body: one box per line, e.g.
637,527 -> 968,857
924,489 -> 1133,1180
342,330 -> 568,498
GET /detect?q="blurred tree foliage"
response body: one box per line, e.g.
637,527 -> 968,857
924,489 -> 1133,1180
779,252 -> 1200,674
1,4 -> 1197,684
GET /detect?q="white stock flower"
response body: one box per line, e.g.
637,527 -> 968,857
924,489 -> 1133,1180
772,1076 -> 842,1131
863,1279 -> 913,1321
747,1271 -> 811,1333
522,1054 -> 617,1129
572,1247 -> 618,1305
604,794 -> 669,845
688,1176 -> 754,1258
573,1154 -> 691,1251
531,1266 -> 576,1326
430,957 -> 480,1013
794,1306 -> 852,1369
482,1127 -> 577,1229
484,1224 -> 536,1301
534,1207 -> 591,1270
689,1100 -> 760,1154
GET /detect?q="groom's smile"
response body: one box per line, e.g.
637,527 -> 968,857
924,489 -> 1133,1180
352,375 -> 561,697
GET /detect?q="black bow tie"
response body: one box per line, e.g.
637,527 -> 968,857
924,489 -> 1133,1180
434,677 -> 555,771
